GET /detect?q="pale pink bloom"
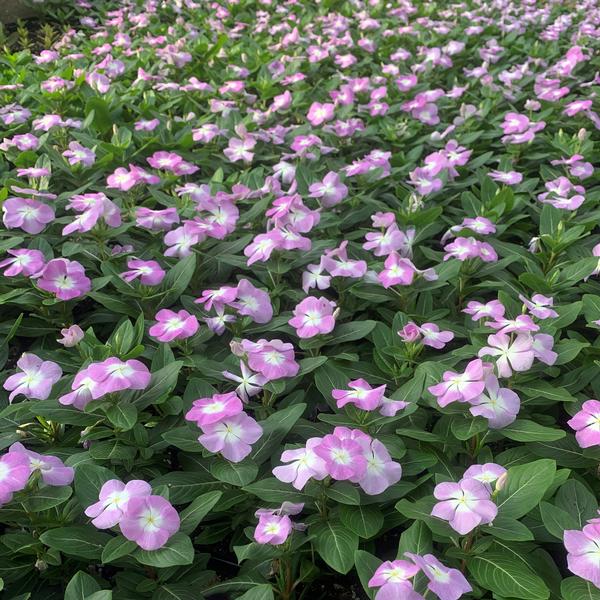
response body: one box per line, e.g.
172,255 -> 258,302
368,560 -> 420,600
120,495 -> 180,551
501,112 -> 530,134
478,333 -> 535,378
307,102 -> 335,126
364,223 -> 411,257
405,553 -> 472,600
398,323 -> 421,343
428,359 -> 487,407
302,260 -> 331,293
333,379 -> 386,411
486,314 -> 539,334
9,442 -> 73,486
37,259 -> 91,301
63,141 -> 96,167
243,230 -> 282,265
224,137 -> 256,163
308,172 -> 348,207
85,479 -> 152,528
241,339 -> 300,381
2,197 -> 55,234
432,478 -> 497,534
121,259 -> 165,286
0,451 -> 31,505
314,433 -> 367,481
57,325 -> 84,347
149,309 -> 199,342
378,252 -> 417,287
462,463 -> 506,490
197,412 -> 263,462
564,523 -> 600,588
469,375 -> 520,428
135,207 -> 179,231
230,279 -> 273,324
135,118 -> 160,131
0,249 -> 45,277
289,296 -> 337,338
568,400 -> 600,448
443,237 -> 482,261
489,170 -> 523,185
519,294 -> 558,319
354,439 -> 402,495
419,323 -> 454,349
3,353 -> 62,402
532,333 -> 558,365
185,392 -> 243,427
273,438 -> 328,490
254,513 -> 292,545
107,167 -> 139,191
222,361 -> 267,402
195,286 -> 238,311
87,358 -> 151,394
164,223 -> 200,257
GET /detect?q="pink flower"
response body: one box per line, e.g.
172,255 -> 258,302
87,358 -> 151,394
222,361 -> 267,403
307,102 -> 335,126
399,322 -> 421,343
37,259 -> 91,301
314,433 -> 367,481
419,323 -> 454,349
289,296 -> 337,338
333,379 -> 386,411
0,249 -> 45,277
121,259 -> 165,286
428,359 -> 487,407
564,523 -> 600,588
308,172 -> 348,207
107,167 -> 139,191
355,438 -> 402,495
230,279 -> 273,324
378,252 -> 417,287
85,479 -> 152,528
432,478 -> 498,534
487,314 -> 538,335
0,451 -> 31,504
196,286 -> 237,311
405,553 -> 472,600
368,560 -> 420,600
519,294 -> 558,319
241,339 -> 300,381
57,325 -> 84,347
63,142 -> 96,167
185,392 -> 243,427
2,197 -> 55,234
136,207 -> 180,231
478,333 -> 534,378
224,137 -> 256,163
532,333 -> 558,365
302,260 -> 332,293
149,309 -> 199,342
501,112 -> 530,134
364,223 -> 411,257
3,353 -> 62,402
197,412 -> 263,462
568,400 -> 600,448
462,463 -> 506,490
469,375 -> 520,428
489,170 -> 523,185
273,438 -> 328,490
120,495 -> 180,550
254,513 -> 292,545
9,442 -> 73,486
463,300 -> 505,321
164,223 -> 200,257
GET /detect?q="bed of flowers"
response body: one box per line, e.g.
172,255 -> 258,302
1,0 -> 600,598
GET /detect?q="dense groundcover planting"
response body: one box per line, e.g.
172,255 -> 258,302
3,0 -> 600,598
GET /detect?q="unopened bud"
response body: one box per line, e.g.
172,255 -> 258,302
35,559 -> 47,572
496,471 -> 508,491
578,128 -> 587,142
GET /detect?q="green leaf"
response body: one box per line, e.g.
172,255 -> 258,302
105,403 -> 138,431
210,459 -> 258,486
65,571 -> 101,600
354,550 -> 382,599
236,585 -> 274,600
450,417 -> 488,440
101,536 -> 137,563
130,362 -> 183,410
243,478 -> 307,504
496,459 -> 556,519
583,294 -> 600,322
251,403 -> 306,465
134,533 -> 194,568
467,552 -> 549,600
540,501 -> 579,539
339,505 -> 384,538
22,486 -> 72,511
329,320 -> 377,344
326,482 -> 361,505
179,491 -> 223,535
561,576 -> 600,600
40,527 -> 112,559
74,464 -> 117,508
312,521 -> 358,574
157,255 -> 196,308
500,419 -> 566,442
482,516 -> 534,541
555,479 -> 598,527
397,521 -> 433,558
